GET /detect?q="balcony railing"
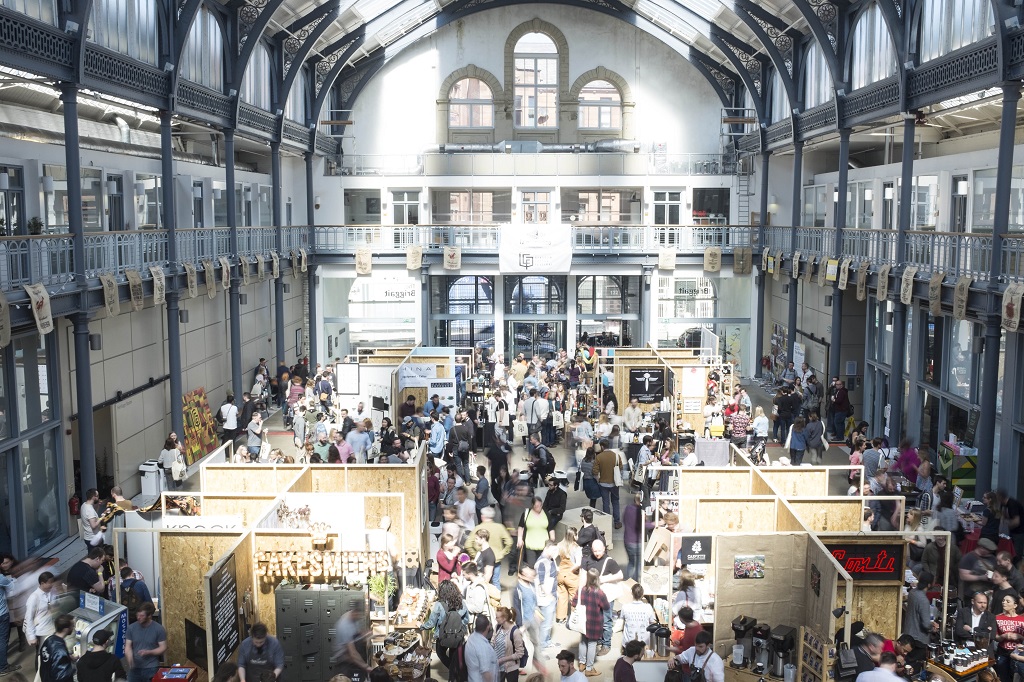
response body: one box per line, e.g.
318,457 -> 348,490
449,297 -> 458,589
841,229 -> 897,266
794,227 -> 835,259
337,153 -> 738,177
905,230 -> 993,281
177,228 -> 231,265
83,230 -> 167,279
0,235 -> 75,288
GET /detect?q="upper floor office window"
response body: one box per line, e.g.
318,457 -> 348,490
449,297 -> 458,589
284,69 -> 309,122
578,80 -> 621,129
2,0 -> 56,24
88,0 -> 159,65
181,6 -> 225,92
849,2 -> 897,90
803,41 -> 833,109
918,0 -> 994,63
514,33 -> 558,128
241,42 -> 272,110
449,78 -> 494,128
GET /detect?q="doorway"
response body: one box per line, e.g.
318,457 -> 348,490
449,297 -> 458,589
506,321 -> 564,359
107,175 -> 125,230
192,182 -> 204,228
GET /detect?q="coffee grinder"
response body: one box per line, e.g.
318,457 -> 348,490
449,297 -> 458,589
752,624 -> 772,674
770,625 -> 797,678
731,615 -> 758,668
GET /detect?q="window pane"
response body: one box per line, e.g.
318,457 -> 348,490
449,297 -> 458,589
20,429 -> 61,552
15,333 -> 52,432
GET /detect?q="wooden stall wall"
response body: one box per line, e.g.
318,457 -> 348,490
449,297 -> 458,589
834,584 -> 903,640
612,359 -> 670,413
203,495 -> 279,526
697,499 -> 778,533
788,499 -> 864,533
251,530 -> 320,635
677,469 -> 751,497
202,465 -> 306,494
393,356 -> 453,425
288,467 -> 312,493
775,499 -> 808,532
760,469 -> 830,498
804,537 -> 842,640
714,533 -> 809,652
159,530 -> 247,676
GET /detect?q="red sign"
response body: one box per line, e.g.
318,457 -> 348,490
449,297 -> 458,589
824,542 -> 905,581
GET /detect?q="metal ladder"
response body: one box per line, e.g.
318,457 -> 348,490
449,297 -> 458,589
736,156 -> 751,225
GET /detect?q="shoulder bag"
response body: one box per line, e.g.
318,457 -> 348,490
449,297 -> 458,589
612,450 -> 624,487
599,556 -> 624,603
568,585 -> 589,635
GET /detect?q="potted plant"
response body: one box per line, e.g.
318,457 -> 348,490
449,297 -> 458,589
27,217 -> 43,235
367,573 -> 397,616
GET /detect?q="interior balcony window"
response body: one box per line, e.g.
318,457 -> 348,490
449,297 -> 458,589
449,78 -> 494,128
578,80 -> 621,129
513,33 -> 558,129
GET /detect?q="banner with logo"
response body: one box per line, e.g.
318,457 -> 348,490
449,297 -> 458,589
498,226 -> 573,273
825,258 -> 839,283
900,266 -> 918,305
299,248 -> 308,272
1002,282 -> 1024,333
928,272 -> 945,317
953,276 -> 972,320
406,245 -> 423,271
443,246 -> 461,270
817,258 -> 827,287
219,257 -> 231,290
761,248 -> 770,273
356,248 -> 373,275
855,262 -> 869,302
673,535 -> 713,565
255,254 -> 265,281
24,283 -> 54,335
838,258 -> 851,291
150,266 -> 166,306
270,251 -> 280,279
238,256 -> 250,286
183,262 -> 198,298
733,247 -> 752,275
703,246 -> 722,273
202,260 -> 216,299
99,273 -> 119,317
773,250 -> 784,281
125,269 -> 144,311
803,257 -> 815,285
791,251 -> 801,280
876,264 -> 892,302
660,248 -> 676,271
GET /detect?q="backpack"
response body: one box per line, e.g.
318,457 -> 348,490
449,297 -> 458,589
510,624 -> 529,669
464,582 -> 489,618
121,578 -> 143,614
456,426 -> 470,454
437,606 -> 467,649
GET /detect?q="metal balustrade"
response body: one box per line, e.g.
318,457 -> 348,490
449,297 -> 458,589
1001,236 -> 1024,282
83,230 -> 167,279
793,227 -> 835,260
905,231 -> 993,282
840,229 -> 897,265
237,227 -> 276,259
652,225 -> 753,251
763,226 -> 790,252
0,235 -> 75,288
176,228 -> 231,265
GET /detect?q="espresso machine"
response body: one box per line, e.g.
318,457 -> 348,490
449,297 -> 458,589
770,625 -> 797,678
731,615 -> 758,668
752,624 -> 772,674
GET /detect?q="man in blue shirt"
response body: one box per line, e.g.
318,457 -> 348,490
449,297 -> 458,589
428,413 -> 447,459
237,623 -> 284,682
0,563 -> 17,675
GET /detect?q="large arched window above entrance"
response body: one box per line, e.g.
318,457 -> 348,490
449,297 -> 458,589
507,276 -> 566,314
513,32 -> 558,128
442,276 -> 494,314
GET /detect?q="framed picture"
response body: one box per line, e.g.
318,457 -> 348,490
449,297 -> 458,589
366,197 -> 381,215
733,554 -> 765,579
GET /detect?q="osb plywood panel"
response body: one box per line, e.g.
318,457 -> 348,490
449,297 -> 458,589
289,468 -> 312,493
761,469 -> 829,498
204,467 -> 283,494
751,472 -> 775,496
677,499 -> 697,532
680,470 -> 750,497
204,496 -> 277,526
251,531 -> 319,635
714,533 -> 809,651
790,500 -> 863,533
160,531 -> 244,671
697,499 -> 777,533
363,356 -> 403,365
347,469 -> 420,564
805,539 -> 840,640
311,466 -> 348,493
776,500 -> 808,532
835,584 -> 902,640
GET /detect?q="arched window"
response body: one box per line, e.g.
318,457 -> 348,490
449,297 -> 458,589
507,276 -> 566,314
803,41 -> 833,109
241,42 -> 272,110
89,0 -> 159,65
181,6 -> 225,92
444,276 -> 494,314
2,0 -> 56,24
849,2 -> 896,90
918,0 -> 994,62
284,69 -> 308,122
578,80 -> 621,129
768,69 -> 788,123
514,33 -> 558,128
449,78 -> 494,128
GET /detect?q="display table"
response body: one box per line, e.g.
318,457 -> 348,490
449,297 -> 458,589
152,668 -> 198,682
927,658 -> 992,682
959,528 -> 1014,556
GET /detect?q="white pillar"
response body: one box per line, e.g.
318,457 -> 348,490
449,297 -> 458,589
494,275 -> 505,361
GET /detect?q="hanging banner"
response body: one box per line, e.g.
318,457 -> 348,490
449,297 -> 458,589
791,251 -> 801,280
817,258 -> 828,287
99,273 -> 120,317
355,248 -> 373,275
299,248 -> 308,272
0,290 -> 9,348
734,247 -> 752,275
290,251 -> 300,280
761,248 -> 770,273
855,262 -> 870,302
928,272 -> 945,317
703,246 -> 722,272
825,258 -> 840,283
443,246 -> 461,270
270,251 -> 280,279
125,269 -> 144,312
407,245 -> 423,271
838,258 -> 852,291
628,368 -> 666,403
239,256 -> 251,286
953,276 -> 972,321
219,257 -> 231,290
660,248 -> 676,271
772,250 -> 783,281
203,260 -> 217,300
1002,282 -> 1024,333
803,257 -> 815,285
498,225 -> 572,273
183,262 -> 199,299
149,266 -> 166,306
876,264 -> 892,302
23,283 -> 54,336
255,254 -> 265,281
900,266 -> 918,305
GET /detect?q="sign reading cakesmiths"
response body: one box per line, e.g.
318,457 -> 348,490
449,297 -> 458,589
254,551 -> 391,580
824,542 -> 904,582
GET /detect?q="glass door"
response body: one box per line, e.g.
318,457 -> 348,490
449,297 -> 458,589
506,322 -> 564,359
107,175 -> 125,230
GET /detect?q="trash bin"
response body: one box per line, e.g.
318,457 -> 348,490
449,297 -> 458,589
139,460 -> 164,496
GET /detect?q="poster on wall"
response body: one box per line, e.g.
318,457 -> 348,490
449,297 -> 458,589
498,226 -> 573,273
181,388 -> 219,466
672,535 -> 713,565
206,553 -> 240,671
334,362 -> 360,395
427,378 -> 458,409
628,368 -> 666,403
733,555 -> 765,579
679,366 -> 706,398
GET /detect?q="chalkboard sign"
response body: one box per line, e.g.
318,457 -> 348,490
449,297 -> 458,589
824,542 -> 905,582
964,408 -> 980,447
208,554 -> 240,670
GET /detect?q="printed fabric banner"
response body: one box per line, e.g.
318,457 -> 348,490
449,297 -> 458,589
803,256 -> 815,285
255,254 -> 265,281
290,251 -> 300,280
24,283 -> 54,336
734,247 -> 752,275
761,248 -> 770,273
149,266 -> 166,306
0,290 -> 8,348
703,246 -> 722,272
125,269 -> 144,312
838,259 -> 852,290
825,258 -> 839,283
498,226 -> 573,273
953,276 -> 972,321
855,261 -> 870,302
99,273 -> 120,317
219,257 -> 231,290
1002,282 -> 1024,333
355,248 -> 373,275
406,245 -> 423,271
817,258 -> 828,287
239,256 -> 251,286
774,250 -> 785,281
443,246 -> 461,270
299,248 -> 308,272
203,260 -> 216,299
900,266 -> 918,305
791,251 -> 801,280
183,262 -> 199,298
876,264 -> 892,302
270,251 -> 280,279
928,272 -> 945,317
660,248 -> 676,271
181,388 -> 219,466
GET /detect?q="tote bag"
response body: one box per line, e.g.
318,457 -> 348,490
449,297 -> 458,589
552,412 -> 565,429
513,418 -> 529,438
568,587 -> 589,635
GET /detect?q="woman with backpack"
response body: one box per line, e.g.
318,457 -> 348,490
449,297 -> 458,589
491,606 -> 526,682
421,579 -> 469,678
